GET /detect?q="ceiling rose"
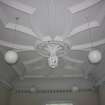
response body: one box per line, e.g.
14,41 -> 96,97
36,41 -> 68,68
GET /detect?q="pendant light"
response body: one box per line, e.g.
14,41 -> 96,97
87,17 -> 102,64
4,17 -> 19,64
4,50 -> 18,64
71,86 -> 79,92
88,50 -> 102,63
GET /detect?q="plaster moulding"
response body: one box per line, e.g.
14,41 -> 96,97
23,74 -> 84,78
71,38 -> 105,50
68,0 -> 101,14
0,0 -> 36,14
0,40 -> 34,50
0,38 -> 105,54
5,21 -> 100,41
63,21 -> 100,39
5,23 -> 39,38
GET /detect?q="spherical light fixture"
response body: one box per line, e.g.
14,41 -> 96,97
30,87 -> 36,92
71,86 -> 79,92
4,50 -> 18,64
88,50 -> 102,64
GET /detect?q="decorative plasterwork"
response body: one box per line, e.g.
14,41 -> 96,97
0,40 -> 34,50
5,21 -> 100,40
63,21 -> 100,39
0,38 -> 105,53
71,38 -> 105,50
68,0 -> 101,14
36,41 -> 68,57
15,88 -> 93,94
23,74 -> 84,78
0,0 -> 36,14
5,23 -> 39,38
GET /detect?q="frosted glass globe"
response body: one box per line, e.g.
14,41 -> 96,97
88,50 -> 102,64
4,50 -> 18,64
71,86 -> 79,92
30,87 -> 36,92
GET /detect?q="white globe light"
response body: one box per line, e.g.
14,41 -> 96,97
88,50 -> 102,64
4,50 -> 18,64
71,86 -> 79,92
54,36 -> 63,41
30,87 -> 36,92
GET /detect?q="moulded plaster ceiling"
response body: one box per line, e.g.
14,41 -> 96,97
0,0 -> 105,89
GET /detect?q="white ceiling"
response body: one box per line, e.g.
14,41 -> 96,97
0,0 -> 105,90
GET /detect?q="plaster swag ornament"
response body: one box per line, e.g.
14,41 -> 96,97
36,41 -> 68,68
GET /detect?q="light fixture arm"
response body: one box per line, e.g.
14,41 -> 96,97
86,16 -> 102,64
